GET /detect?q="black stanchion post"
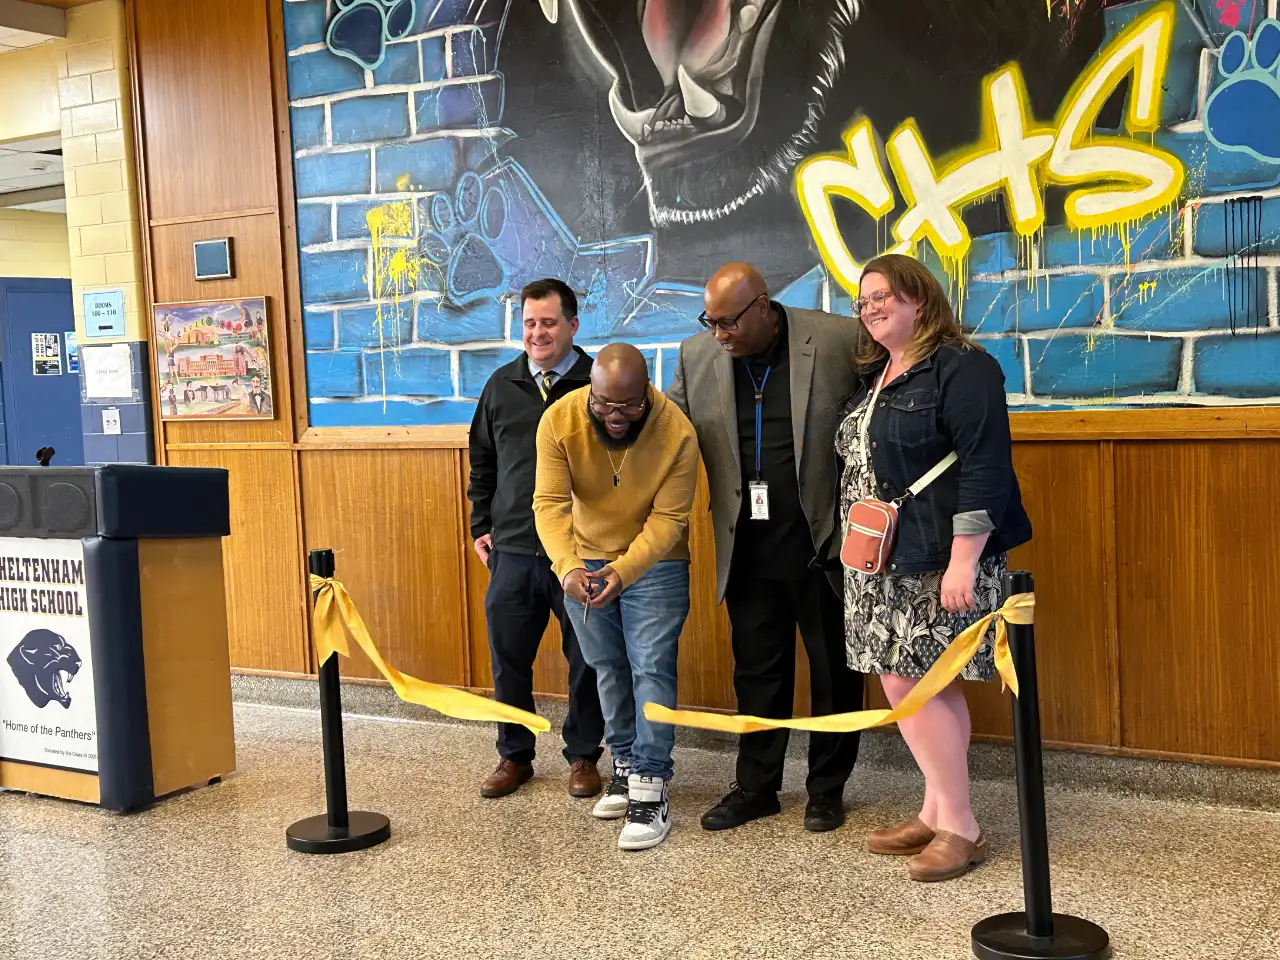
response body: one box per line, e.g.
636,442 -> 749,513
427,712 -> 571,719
971,571 -> 1110,960
285,549 -> 391,854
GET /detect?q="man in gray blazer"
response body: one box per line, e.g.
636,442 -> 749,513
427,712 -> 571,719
666,263 -> 865,834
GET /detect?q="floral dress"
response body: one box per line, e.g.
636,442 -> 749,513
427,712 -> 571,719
834,393 -> 1006,680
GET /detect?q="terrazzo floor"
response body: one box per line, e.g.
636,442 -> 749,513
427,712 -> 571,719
3,702 -> 1279,960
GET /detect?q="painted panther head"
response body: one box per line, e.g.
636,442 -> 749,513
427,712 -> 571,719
7,629 -> 81,709
539,0 -> 1105,242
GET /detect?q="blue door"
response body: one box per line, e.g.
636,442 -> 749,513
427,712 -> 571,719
0,279 -> 84,466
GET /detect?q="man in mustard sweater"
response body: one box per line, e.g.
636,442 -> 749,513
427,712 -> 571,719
534,343 -> 699,851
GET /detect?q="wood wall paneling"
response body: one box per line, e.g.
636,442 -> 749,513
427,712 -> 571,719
148,214 -> 293,444
300,449 -> 469,686
132,0 -> 278,221
1115,440 -> 1280,762
166,447 -> 308,673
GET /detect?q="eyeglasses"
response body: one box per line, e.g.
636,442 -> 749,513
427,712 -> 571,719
588,392 -> 646,417
852,290 -> 895,319
697,295 -> 765,332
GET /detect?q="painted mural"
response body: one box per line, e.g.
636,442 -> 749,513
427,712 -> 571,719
284,0 -> 1280,427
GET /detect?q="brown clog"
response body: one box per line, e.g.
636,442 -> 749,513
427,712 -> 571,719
867,816 -> 937,856
907,830 -> 987,882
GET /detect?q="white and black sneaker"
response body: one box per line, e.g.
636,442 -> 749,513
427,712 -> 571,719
618,774 -> 670,851
592,759 -> 631,820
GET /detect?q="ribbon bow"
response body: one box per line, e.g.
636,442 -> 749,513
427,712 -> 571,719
644,592 -> 1034,735
309,575 -> 550,734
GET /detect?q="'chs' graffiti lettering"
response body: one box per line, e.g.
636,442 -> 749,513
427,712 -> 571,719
797,3 -> 1186,292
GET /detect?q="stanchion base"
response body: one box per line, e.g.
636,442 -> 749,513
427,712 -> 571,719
972,913 -> 1110,960
285,811 -> 391,854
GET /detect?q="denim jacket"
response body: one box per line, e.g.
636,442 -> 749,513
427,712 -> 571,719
840,344 -> 1032,574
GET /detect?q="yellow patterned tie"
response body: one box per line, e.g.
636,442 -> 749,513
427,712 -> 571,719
538,371 -> 556,401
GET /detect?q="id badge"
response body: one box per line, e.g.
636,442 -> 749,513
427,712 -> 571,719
749,481 -> 770,520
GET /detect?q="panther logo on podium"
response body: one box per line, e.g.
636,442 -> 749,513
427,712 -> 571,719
7,629 -> 82,709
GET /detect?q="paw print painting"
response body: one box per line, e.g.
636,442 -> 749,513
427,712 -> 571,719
419,172 -> 510,306
1205,18 -> 1280,164
326,0 -> 417,71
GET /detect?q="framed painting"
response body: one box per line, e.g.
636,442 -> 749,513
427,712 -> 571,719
152,297 -> 274,420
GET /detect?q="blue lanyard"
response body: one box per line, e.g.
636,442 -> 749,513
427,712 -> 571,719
746,365 -> 771,479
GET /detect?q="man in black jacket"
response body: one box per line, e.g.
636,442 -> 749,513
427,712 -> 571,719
468,278 -> 606,800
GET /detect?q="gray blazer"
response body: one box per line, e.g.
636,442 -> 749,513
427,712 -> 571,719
666,306 -> 862,602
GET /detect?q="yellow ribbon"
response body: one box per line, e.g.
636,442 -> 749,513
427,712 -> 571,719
645,592 -> 1034,735
309,574 -> 550,734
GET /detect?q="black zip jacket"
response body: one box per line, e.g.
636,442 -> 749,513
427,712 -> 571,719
841,343 -> 1032,574
467,346 -> 594,554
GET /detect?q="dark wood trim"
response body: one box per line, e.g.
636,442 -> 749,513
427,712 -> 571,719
125,0 -> 165,466
1010,406 -> 1280,440
1100,440 -> 1122,747
265,0 -> 310,445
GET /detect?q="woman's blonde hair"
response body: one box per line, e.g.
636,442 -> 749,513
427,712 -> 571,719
854,254 -> 976,369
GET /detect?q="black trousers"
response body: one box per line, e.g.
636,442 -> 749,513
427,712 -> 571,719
485,550 -> 605,765
725,569 -> 863,798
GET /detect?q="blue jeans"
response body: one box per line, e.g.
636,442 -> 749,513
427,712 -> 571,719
564,560 -> 689,780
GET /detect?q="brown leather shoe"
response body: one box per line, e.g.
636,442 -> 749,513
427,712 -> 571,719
907,831 -> 987,882
480,759 -> 533,798
567,759 -> 602,798
868,816 -> 936,856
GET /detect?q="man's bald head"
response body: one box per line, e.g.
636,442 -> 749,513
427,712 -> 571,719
589,343 -> 650,447
701,262 -> 778,358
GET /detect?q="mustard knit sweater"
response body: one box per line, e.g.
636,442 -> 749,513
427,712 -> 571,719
533,386 -> 699,588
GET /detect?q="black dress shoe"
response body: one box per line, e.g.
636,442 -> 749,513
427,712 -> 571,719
804,793 -> 846,832
700,784 -> 781,831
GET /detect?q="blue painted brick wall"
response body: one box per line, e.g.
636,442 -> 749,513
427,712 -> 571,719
968,274 -> 1104,335
297,203 -> 332,246
1111,267 -> 1268,332
301,249 -> 369,303
1029,335 -> 1183,398
373,41 -> 421,86
460,348 -> 521,396
421,36 -> 447,81
1039,217 -> 1177,269
415,78 -> 504,131
296,150 -> 371,198
449,30 -> 487,77
375,140 -> 459,192
283,0 -> 327,50
307,350 -> 363,398
331,94 -> 411,144
1194,333 -> 1280,397
1193,198 -> 1280,257
417,299 -> 505,344
304,311 -> 336,351
363,348 -> 453,396
288,49 -> 366,99
339,305 -> 414,349
336,201 -> 413,240
291,106 -> 326,150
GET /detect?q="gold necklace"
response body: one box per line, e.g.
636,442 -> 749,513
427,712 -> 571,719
606,448 -> 629,486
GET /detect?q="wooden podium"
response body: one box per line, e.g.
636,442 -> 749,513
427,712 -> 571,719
0,465 -> 234,811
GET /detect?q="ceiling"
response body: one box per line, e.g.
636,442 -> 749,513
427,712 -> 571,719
0,24 -> 54,52
0,134 -> 65,213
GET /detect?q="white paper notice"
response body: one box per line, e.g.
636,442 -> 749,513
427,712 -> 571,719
102,408 -> 121,435
82,344 -> 133,399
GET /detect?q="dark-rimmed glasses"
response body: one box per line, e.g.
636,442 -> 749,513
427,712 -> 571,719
852,290 -> 895,319
589,391 -> 646,417
697,294 -> 765,332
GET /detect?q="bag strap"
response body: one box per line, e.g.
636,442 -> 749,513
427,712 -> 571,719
900,451 -> 958,503
857,363 -> 957,506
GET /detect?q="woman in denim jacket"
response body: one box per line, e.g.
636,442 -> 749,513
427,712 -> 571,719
835,254 -> 1032,882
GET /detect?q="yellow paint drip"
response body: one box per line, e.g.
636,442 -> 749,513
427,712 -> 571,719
366,198 -> 424,409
